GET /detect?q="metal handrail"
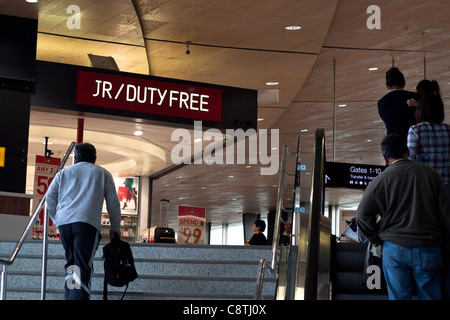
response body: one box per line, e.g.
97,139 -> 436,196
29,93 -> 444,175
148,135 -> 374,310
255,258 -> 266,300
0,141 -> 76,300
304,129 -> 326,300
270,144 -> 288,271
255,136 -> 302,299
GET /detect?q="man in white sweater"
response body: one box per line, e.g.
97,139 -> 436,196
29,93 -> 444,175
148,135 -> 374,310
46,143 -> 121,300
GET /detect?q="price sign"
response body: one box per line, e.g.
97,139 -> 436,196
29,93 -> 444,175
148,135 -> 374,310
32,155 -> 61,239
178,206 -> 206,244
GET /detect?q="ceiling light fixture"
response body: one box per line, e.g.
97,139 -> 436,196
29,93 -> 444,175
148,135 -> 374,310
338,104 -> 347,107
285,25 -> 301,31
424,28 -> 443,34
134,130 -> 143,136
266,81 -> 279,86
257,118 -> 264,122
26,0 -> 38,3
368,67 -> 378,71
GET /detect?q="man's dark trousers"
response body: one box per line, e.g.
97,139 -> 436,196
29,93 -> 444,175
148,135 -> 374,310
58,222 -> 101,300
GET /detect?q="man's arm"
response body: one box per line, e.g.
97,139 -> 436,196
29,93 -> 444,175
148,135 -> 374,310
356,191 -> 382,245
46,171 -> 60,222
437,178 -> 450,257
104,172 -> 122,240
407,128 -> 419,160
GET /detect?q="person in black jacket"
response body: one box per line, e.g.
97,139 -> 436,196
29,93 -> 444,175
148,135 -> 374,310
378,67 -> 419,143
246,220 -> 268,245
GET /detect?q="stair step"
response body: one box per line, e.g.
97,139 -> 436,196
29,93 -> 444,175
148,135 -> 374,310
4,287 -> 275,300
0,240 -> 276,300
1,255 -> 272,278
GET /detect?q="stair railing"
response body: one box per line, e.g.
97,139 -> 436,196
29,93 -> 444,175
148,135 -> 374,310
303,129 -> 331,300
0,141 -> 76,300
255,134 -> 302,299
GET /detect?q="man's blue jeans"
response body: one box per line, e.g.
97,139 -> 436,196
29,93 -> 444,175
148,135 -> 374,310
382,241 -> 442,300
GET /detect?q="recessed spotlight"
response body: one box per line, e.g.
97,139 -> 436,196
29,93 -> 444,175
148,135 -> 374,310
301,129 -> 308,133
42,141 -> 53,145
266,81 -> 279,86
424,28 -> 443,34
338,104 -> 347,107
365,139 -> 372,143
26,0 -> 38,3
285,25 -> 301,31
134,130 -> 143,136
368,67 -> 378,71
228,175 -> 234,178
258,118 -> 264,122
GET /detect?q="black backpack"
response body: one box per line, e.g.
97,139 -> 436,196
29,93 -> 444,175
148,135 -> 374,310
102,239 -> 138,300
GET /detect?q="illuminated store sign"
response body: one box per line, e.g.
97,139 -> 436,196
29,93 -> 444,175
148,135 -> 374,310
75,70 -> 223,122
325,161 -> 386,189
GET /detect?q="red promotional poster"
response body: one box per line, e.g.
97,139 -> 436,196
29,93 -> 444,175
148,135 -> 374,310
177,206 -> 206,244
32,155 -> 61,240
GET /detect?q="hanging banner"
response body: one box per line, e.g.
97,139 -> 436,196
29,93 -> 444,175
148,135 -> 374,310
177,206 -> 206,244
32,155 -> 61,240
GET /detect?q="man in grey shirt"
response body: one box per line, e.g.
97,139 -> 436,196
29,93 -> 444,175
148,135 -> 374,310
46,143 -> 121,300
356,134 -> 449,300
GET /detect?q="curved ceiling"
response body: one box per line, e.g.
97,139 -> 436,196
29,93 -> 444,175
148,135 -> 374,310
1,0 -> 449,227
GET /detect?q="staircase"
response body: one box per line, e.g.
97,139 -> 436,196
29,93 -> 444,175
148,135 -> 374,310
333,241 -> 388,300
0,239 -> 276,300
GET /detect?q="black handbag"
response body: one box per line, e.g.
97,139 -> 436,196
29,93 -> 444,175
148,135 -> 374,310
102,239 -> 138,300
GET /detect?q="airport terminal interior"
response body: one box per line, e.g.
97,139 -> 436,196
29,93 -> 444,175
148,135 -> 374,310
0,0 -> 448,302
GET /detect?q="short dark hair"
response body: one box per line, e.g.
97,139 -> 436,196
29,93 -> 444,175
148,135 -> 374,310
385,67 -> 405,88
74,143 -> 97,164
381,134 -> 408,160
254,219 -> 266,232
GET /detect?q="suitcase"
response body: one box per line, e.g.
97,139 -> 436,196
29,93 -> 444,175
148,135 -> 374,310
154,227 -> 175,243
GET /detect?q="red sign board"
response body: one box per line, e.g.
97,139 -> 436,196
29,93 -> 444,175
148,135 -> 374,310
32,155 -> 61,240
75,70 -> 223,122
178,206 -> 206,244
